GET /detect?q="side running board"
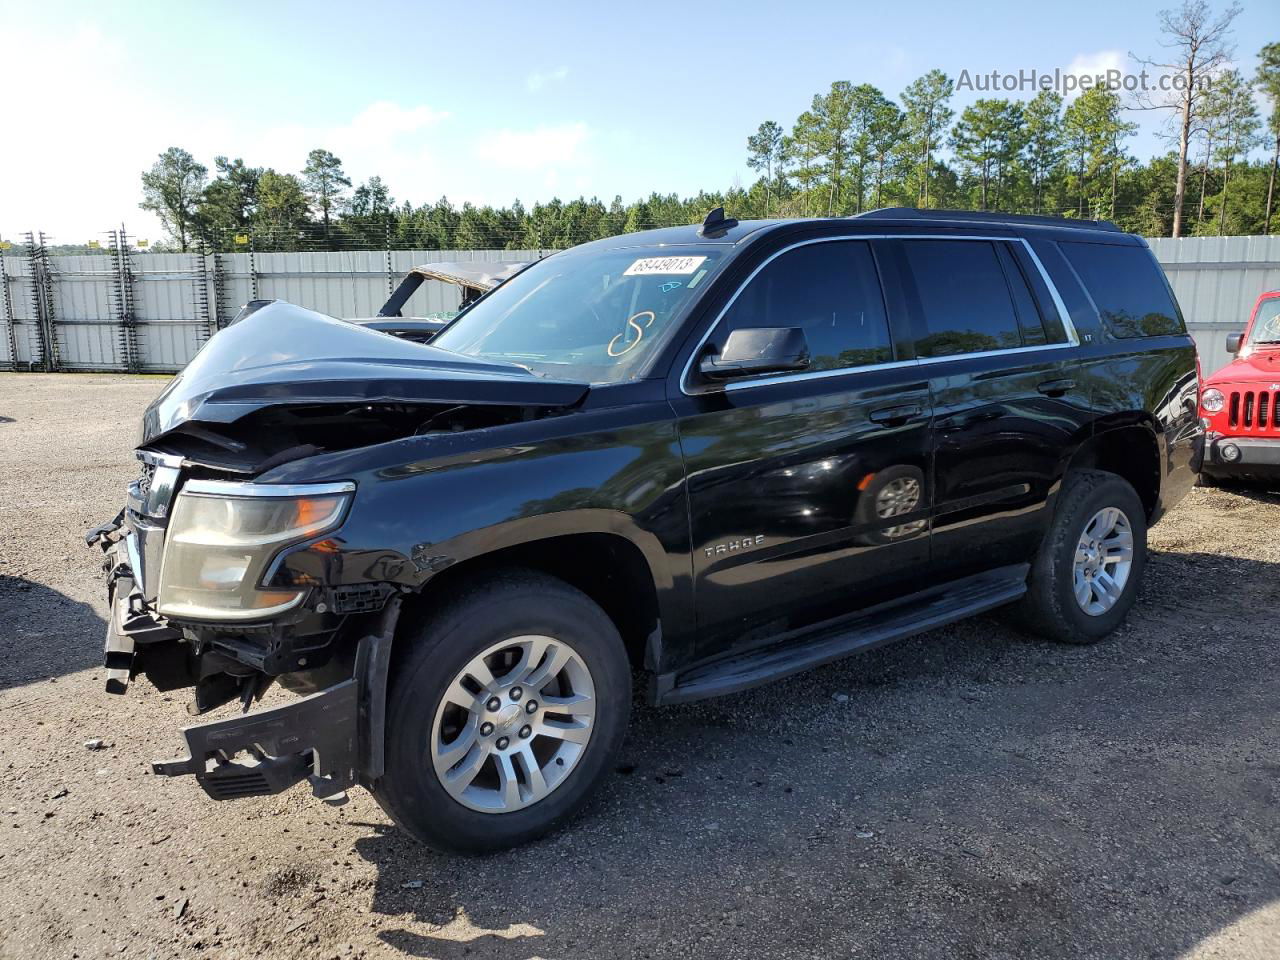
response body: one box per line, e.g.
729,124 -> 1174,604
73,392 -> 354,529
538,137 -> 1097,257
655,564 -> 1029,705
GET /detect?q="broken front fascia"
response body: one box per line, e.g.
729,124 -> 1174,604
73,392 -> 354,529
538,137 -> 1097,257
89,298 -> 591,800
148,601 -> 401,801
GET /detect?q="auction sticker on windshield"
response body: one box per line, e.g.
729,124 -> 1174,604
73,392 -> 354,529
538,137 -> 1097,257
623,256 -> 707,276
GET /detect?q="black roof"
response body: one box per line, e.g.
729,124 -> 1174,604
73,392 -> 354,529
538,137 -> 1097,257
853,207 -> 1123,233
567,208 -> 1125,255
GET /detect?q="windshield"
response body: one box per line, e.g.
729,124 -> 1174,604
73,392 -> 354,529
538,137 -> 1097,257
431,245 -> 725,382
1248,297 -> 1280,346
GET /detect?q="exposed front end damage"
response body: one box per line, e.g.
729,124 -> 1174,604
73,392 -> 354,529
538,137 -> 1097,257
88,453 -> 404,802
90,299 -> 587,802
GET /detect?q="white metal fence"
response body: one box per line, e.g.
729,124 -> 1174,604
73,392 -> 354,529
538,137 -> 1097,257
0,248 -> 540,373
1147,236 -> 1280,375
2,237 -> 1278,375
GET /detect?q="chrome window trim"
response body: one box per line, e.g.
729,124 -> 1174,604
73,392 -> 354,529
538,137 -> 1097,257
916,340 -> 1076,365
1018,240 -> 1081,346
680,233 -> 1082,396
723,358 -> 922,391
180,479 -> 357,499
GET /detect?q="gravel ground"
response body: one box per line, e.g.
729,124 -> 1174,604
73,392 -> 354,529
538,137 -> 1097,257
1,372 -> 1278,960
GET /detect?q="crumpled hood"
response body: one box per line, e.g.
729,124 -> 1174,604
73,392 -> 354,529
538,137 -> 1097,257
140,301 -> 588,444
1206,348 -> 1280,388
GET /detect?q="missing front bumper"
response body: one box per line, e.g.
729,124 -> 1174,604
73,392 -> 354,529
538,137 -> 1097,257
152,676 -> 360,799
149,601 -> 399,801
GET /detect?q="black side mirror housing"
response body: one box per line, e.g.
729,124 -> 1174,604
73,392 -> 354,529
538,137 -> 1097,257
1226,332 -> 1243,354
699,327 -> 811,381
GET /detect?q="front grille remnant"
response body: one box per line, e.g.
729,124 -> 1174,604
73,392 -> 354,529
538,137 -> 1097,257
137,460 -> 156,497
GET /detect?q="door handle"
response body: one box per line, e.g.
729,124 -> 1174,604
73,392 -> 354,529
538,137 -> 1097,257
868,403 -> 924,425
1037,378 -> 1075,397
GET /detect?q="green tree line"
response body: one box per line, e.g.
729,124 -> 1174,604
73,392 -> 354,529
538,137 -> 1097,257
132,3 -> 1277,253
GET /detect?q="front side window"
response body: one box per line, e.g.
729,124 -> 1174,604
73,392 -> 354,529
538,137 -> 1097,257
1059,241 -> 1183,339
902,239 -> 1024,358
714,240 -> 893,373
432,245 -> 725,383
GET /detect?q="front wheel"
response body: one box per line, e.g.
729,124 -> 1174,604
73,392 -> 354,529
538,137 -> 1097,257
1014,469 -> 1147,645
373,571 -> 631,853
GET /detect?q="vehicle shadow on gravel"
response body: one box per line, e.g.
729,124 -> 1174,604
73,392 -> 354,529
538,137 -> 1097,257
0,575 -> 104,690
1209,482 -> 1280,504
349,564 -> 1280,960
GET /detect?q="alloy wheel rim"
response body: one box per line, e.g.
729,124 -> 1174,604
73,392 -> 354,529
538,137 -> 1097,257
1072,506 -> 1134,616
430,635 -> 595,814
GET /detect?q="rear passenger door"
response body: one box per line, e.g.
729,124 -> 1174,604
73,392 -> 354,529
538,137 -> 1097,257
672,238 -> 932,659
892,237 -> 1091,581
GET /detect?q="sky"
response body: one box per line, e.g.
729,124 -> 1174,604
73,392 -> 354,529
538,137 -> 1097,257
1,0 -> 1277,244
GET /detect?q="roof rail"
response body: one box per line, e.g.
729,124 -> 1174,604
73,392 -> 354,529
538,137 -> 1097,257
853,207 -> 1122,233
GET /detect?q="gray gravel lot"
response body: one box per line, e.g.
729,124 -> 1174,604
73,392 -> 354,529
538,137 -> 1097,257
1,372 -> 1278,960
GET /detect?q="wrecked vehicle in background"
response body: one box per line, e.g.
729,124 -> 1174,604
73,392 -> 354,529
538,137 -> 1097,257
350,259 -> 531,343
89,208 -> 1200,853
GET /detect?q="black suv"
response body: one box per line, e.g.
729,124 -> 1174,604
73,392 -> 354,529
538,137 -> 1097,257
90,208 -> 1201,853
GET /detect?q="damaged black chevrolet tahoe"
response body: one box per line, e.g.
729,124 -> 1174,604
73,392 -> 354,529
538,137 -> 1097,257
90,208 -> 1201,853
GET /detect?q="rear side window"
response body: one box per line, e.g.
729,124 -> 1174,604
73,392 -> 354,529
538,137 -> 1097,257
994,242 -> 1048,347
718,240 -> 893,371
1059,241 -> 1183,339
901,240 -> 1023,357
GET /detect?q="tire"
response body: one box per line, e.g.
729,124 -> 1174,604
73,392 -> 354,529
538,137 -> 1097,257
372,570 -> 631,853
1014,469 -> 1148,645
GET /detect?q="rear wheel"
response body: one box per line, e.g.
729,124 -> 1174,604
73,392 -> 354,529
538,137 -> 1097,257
373,571 -> 631,853
1014,469 -> 1147,645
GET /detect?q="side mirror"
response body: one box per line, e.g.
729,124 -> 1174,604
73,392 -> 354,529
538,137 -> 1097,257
1226,332 -> 1243,354
699,327 -> 810,381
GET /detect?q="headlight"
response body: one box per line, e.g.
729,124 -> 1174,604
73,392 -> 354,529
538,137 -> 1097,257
1201,388 -> 1225,413
157,480 -> 353,621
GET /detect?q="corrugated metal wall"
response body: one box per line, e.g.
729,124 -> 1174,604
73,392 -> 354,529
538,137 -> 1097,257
1147,236 -> 1280,376
2,238 -> 1278,375
0,248 -> 541,373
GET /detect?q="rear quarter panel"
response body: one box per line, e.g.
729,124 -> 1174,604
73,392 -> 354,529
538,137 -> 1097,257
1027,233 -> 1200,520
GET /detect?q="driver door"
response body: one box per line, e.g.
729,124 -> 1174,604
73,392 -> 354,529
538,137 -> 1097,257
670,238 -> 933,660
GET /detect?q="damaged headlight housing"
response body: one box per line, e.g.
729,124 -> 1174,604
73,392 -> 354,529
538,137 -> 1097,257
156,480 -> 354,621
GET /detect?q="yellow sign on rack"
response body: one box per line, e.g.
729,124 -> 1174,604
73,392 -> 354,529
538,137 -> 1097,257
88,240 -> 101,249
0,241 -> 11,251
136,239 -> 149,249
234,234 -> 250,246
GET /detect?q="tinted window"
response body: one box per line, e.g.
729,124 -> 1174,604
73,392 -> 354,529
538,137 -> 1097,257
1008,242 -> 1069,344
718,240 -> 892,372
995,242 -> 1048,346
903,240 -> 1023,357
1059,241 -> 1183,339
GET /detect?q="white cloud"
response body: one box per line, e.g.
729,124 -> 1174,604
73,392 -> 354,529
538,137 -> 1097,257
0,25 -> 458,242
1063,49 -> 1131,99
526,66 -> 569,92
0,24 -> 612,241
473,123 -> 591,172
250,101 -> 451,205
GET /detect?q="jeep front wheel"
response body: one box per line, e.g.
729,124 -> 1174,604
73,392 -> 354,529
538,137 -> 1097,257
373,571 -> 631,853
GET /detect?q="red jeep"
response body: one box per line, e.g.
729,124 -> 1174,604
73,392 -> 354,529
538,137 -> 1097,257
1200,291 -> 1280,483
